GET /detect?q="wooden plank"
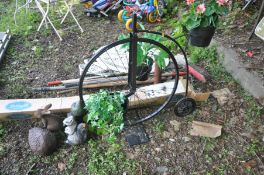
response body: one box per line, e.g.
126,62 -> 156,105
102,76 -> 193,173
0,80 -> 186,121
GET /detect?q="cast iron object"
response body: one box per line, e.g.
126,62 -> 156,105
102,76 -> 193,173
174,97 -> 196,117
189,26 -> 215,47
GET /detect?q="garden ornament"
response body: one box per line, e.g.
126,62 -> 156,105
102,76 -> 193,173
35,103 -> 63,132
63,113 -> 88,145
28,127 -> 57,155
65,123 -> 88,145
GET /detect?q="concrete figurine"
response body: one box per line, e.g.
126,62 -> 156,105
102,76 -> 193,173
63,113 -> 88,145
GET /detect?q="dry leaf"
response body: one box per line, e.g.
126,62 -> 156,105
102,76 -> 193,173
243,159 -> 257,169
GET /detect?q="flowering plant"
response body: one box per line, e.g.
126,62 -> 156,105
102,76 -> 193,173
182,0 -> 229,30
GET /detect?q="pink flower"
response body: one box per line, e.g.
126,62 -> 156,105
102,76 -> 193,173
217,0 -> 226,6
186,0 -> 195,5
196,4 -> 206,14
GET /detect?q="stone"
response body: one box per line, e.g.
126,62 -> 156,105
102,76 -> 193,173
154,157 -> 161,162
182,136 -> 191,142
162,131 -> 170,139
156,166 -> 169,175
168,128 -> 176,137
211,88 -> 235,106
28,127 -> 57,155
155,147 -> 162,152
169,138 -> 176,142
169,120 -> 181,131
190,121 -> 222,138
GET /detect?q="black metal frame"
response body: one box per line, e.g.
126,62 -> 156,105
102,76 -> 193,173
79,14 -> 190,125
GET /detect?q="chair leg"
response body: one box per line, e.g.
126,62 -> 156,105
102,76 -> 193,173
61,0 -> 84,33
36,0 -> 49,31
35,0 -> 62,41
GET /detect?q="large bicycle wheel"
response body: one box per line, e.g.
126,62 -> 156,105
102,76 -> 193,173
79,38 -> 180,125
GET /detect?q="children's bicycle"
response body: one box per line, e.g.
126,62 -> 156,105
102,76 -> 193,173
118,0 -> 165,31
83,0 -> 123,17
79,14 -> 195,126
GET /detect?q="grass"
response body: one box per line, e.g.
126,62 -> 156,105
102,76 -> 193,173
87,140 -> 138,175
0,1 -> 40,36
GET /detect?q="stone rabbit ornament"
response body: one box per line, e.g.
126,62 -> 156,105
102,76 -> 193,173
34,103 -> 63,132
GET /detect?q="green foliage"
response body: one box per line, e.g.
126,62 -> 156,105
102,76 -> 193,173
154,120 -> 165,133
32,46 -> 43,58
66,151 -> 78,174
118,33 -> 168,69
88,140 -> 137,175
162,20 -> 187,50
181,0 -> 229,30
189,46 -> 218,63
164,0 -> 179,16
245,140 -> 264,156
188,45 -> 230,79
84,90 -> 125,143
0,124 -> 6,141
0,1 -> 40,36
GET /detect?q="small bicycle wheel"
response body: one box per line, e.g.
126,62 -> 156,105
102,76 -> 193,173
147,10 -> 158,23
79,38 -> 180,125
118,10 -> 124,22
174,97 -> 196,117
125,18 -> 135,31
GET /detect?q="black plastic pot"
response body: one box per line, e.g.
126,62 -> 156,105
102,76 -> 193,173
136,64 -> 151,81
189,26 -> 216,47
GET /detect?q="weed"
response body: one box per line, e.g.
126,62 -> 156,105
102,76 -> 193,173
0,124 -> 6,141
189,46 -> 218,64
32,46 -> 43,58
154,120 -> 165,133
204,139 -> 216,152
87,140 -> 138,175
245,140 -> 264,156
205,154 -> 213,164
217,164 -> 227,175
66,151 -> 78,174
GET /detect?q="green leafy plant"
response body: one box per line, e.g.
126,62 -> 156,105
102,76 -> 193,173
118,33 -> 168,69
84,90 -> 125,143
181,0 -> 229,30
189,46 -> 218,63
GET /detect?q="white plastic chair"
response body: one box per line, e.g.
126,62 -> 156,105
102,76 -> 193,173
35,0 -> 84,41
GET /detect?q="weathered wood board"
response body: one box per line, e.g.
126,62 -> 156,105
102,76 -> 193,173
0,80 -> 186,121
255,17 -> 264,41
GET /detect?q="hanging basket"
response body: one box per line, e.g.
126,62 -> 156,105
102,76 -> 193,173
189,26 -> 216,47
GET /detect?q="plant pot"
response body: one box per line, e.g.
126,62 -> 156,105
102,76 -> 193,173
189,26 -> 216,47
136,64 -> 151,81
